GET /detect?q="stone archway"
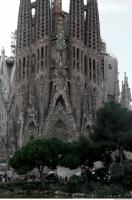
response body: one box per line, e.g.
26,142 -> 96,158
53,119 -> 68,140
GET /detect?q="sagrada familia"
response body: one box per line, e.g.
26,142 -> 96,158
0,0 -> 131,164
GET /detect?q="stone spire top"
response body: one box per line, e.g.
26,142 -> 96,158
54,0 -> 62,32
85,0 -> 101,51
0,47 -> 10,104
70,0 -> 84,41
35,0 -> 51,40
17,0 -> 32,50
121,72 -> 131,110
1,47 -> 5,56
124,72 -> 128,84
56,18 -> 66,51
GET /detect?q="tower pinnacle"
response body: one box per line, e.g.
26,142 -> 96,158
121,72 -> 131,110
85,0 -> 101,51
70,0 -> 84,41
1,47 -> 5,56
35,0 -> 51,39
17,0 -> 32,49
54,0 -> 62,32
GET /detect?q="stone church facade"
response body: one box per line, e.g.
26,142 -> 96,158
8,0 -> 118,151
0,47 -> 15,166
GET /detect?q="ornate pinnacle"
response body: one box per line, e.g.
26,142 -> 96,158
56,18 -> 66,51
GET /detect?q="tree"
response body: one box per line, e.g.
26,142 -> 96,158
77,136 -> 109,183
93,102 -> 132,148
9,139 -> 51,181
9,138 -> 70,181
59,141 -> 80,170
45,138 -> 68,169
26,139 -> 51,180
91,102 -> 132,165
109,160 -> 132,191
89,102 -> 132,185
9,145 -> 34,175
60,153 -> 80,170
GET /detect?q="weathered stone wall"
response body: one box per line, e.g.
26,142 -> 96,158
8,0 -> 105,150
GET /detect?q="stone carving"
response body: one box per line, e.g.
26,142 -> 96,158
7,0 -> 121,148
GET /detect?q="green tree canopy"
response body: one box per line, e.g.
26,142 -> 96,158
9,144 -> 34,175
9,138 -> 71,179
60,153 -> 80,170
9,139 -> 51,180
45,138 -> 68,169
92,102 -> 132,150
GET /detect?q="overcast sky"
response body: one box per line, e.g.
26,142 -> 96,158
0,0 -> 132,90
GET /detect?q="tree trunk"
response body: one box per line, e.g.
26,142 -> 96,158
38,166 -> 44,182
119,146 -> 125,175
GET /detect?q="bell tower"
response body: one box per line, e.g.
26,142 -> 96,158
51,0 -> 62,34
55,0 -> 62,32
84,0 -> 102,119
35,0 -> 51,40
70,0 -> 84,41
15,0 -> 32,116
85,0 -> 101,51
17,0 -> 32,50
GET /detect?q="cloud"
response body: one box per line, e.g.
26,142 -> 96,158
98,0 -> 132,13
63,0 -> 132,13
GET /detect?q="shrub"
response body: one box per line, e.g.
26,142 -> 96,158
64,175 -> 82,193
91,184 -> 126,198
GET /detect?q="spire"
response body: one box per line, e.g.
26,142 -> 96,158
0,48 -> 10,104
121,72 -> 131,110
35,0 -> 51,40
17,0 -> 32,49
56,18 -> 66,51
70,0 -> 84,41
85,0 -> 101,51
55,18 -> 66,75
54,0 -> 62,32
1,47 -> 5,56
0,47 -> 6,73
124,72 -> 128,84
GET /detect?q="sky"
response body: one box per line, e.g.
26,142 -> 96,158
0,0 -> 132,91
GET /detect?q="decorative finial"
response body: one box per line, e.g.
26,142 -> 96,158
56,17 -> 66,50
1,47 -> 5,55
124,72 -> 128,84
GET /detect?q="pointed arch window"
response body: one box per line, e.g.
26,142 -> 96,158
31,54 -> 36,73
93,60 -> 96,83
55,95 -> 66,110
55,120 -> 65,129
19,59 -> 21,80
73,47 -> 75,58
77,48 -> 79,61
23,57 -> 26,79
84,55 -> 87,76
